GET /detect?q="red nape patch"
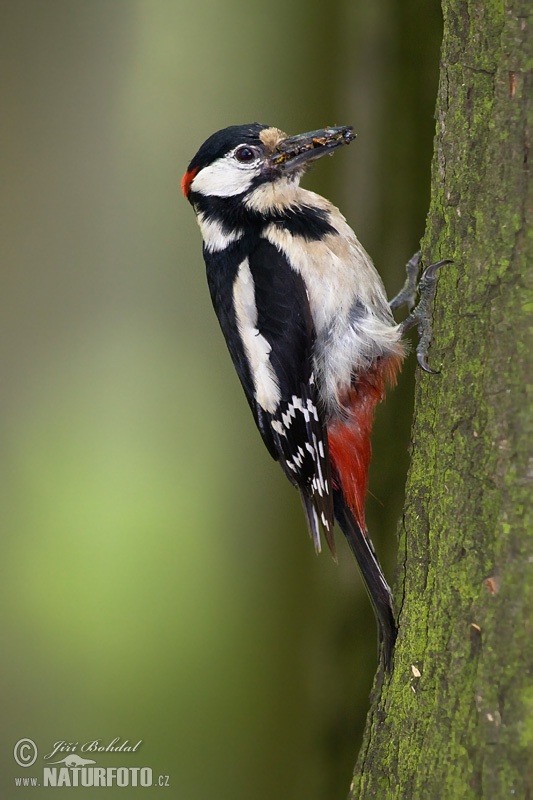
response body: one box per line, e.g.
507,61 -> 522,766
327,355 -> 402,530
181,167 -> 198,197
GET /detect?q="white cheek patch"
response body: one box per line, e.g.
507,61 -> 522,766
191,156 -> 258,197
233,259 -> 281,414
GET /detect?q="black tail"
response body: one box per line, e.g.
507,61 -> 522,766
333,490 -> 397,669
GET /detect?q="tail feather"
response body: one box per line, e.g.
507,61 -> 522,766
327,356 -> 402,666
333,490 -> 397,669
300,492 -> 337,558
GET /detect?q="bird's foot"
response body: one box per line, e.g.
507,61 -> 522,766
389,251 -> 422,312
397,258 -> 452,373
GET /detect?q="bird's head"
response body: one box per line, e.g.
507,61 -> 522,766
182,123 -> 355,206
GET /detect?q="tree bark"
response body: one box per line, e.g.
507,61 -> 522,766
350,1 -> 532,797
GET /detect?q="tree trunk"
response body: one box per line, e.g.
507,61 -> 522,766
350,1 -> 532,797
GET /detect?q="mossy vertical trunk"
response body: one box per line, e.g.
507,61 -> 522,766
350,1 -> 532,797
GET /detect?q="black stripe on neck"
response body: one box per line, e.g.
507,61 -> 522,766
192,192 -> 336,242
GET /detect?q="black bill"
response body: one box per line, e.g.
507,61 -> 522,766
272,126 -> 356,172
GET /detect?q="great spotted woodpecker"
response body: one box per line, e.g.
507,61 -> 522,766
182,123 -> 443,667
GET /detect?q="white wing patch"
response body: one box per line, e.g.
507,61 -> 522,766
233,259 -> 281,414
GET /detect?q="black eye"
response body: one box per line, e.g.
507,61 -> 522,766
234,146 -> 256,163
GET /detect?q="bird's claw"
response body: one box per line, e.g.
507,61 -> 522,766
389,251 -> 421,312
396,258 -> 452,373
421,260 -> 448,281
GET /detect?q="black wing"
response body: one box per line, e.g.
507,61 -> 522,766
204,237 -> 335,552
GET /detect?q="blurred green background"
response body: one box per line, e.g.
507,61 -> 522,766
0,1 -> 441,797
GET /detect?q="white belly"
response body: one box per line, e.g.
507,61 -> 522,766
262,220 -> 403,409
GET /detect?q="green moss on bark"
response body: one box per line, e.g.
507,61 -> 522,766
350,1 -> 532,797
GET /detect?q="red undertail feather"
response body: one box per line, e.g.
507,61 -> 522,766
327,356 -> 402,530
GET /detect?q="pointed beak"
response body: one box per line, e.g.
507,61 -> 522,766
271,126 -> 355,173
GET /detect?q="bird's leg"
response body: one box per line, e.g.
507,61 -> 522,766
389,251 -> 422,312
398,259 -> 451,373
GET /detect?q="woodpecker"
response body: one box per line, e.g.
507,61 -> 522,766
182,123 -> 443,667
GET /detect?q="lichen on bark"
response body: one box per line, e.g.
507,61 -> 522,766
349,1 -> 532,797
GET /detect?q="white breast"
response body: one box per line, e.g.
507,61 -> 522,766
261,190 -> 403,408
